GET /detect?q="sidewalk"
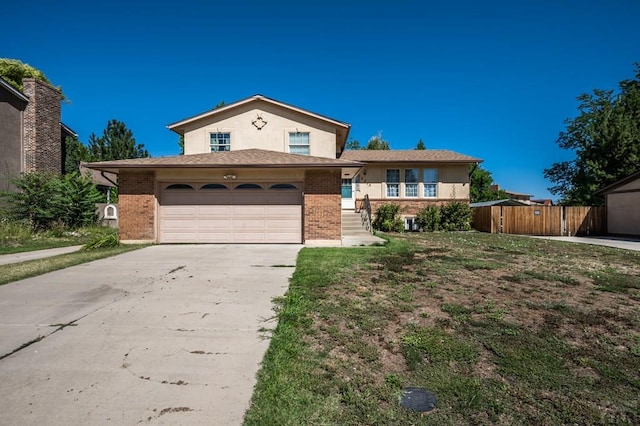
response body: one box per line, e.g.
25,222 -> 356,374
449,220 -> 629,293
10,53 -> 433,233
0,245 -> 84,266
532,236 -> 640,252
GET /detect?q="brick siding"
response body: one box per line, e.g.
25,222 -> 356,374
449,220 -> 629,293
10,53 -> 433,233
22,79 -> 62,174
359,198 -> 469,216
304,169 -> 341,241
119,171 -> 156,241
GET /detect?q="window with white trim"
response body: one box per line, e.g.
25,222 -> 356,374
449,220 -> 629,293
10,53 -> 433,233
405,169 -> 419,197
289,132 -> 310,155
386,169 -> 400,197
210,133 -> 230,152
423,168 -> 438,197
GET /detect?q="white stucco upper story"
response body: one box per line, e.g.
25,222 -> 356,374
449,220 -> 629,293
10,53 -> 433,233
168,95 -> 351,159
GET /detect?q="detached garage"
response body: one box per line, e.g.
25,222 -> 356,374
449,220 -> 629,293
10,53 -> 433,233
595,170 -> 640,236
85,149 -> 363,244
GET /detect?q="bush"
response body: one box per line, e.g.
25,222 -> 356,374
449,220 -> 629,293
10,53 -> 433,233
416,205 -> 441,232
372,204 -> 405,233
1,172 -> 103,231
440,201 -> 472,231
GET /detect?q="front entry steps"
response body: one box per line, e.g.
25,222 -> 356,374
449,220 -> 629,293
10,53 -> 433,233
341,210 -> 384,246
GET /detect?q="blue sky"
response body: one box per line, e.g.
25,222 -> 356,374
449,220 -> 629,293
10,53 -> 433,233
3,1 -> 639,200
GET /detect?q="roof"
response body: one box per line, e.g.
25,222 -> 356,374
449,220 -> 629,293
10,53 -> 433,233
84,149 -> 364,173
470,199 -> 530,207
61,122 -> 78,137
79,162 -> 118,187
594,170 -> 640,195
167,94 -> 351,132
340,149 -> 482,163
0,76 -> 29,103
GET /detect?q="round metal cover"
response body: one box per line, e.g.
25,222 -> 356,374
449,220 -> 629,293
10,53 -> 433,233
400,387 -> 437,412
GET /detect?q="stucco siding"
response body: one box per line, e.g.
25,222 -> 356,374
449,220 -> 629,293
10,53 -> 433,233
183,100 -> 338,158
606,191 -> 640,235
0,93 -> 24,191
356,163 -> 470,201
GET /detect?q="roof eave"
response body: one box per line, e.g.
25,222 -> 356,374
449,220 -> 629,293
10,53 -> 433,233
85,162 -> 364,173
167,94 -> 351,133
594,169 -> 640,195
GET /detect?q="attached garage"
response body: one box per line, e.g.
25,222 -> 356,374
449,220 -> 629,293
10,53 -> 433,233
159,182 -> 303,243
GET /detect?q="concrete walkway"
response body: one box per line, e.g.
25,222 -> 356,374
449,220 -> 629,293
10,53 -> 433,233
0,245 -> 84,266
532,236 -> 640,251
0,244 -> 301,425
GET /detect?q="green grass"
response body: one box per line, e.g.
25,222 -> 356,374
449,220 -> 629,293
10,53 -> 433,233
0,219 -> 116,255
0,244 -> 145,286
244,232 -> 640,425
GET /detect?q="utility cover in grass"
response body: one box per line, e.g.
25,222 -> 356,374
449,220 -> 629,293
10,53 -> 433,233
400,387 -> 437,412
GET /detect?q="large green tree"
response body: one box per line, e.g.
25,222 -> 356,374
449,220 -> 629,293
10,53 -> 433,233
64,135 -> 90,173
88,119 -> 149,161
0,58 -> 53,92
470,165 -> 508,203
544,64 -> 640,205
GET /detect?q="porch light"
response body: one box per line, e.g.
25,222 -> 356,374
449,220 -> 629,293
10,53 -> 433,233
223,174 -> 237,180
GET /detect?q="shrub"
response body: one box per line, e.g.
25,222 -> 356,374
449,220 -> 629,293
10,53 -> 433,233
372,204 -> 405,232
416,205 -> 441,231
440,201 -> 472,231
1,172 -> 103,231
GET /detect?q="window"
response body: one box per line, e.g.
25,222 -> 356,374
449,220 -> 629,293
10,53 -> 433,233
386,169 -> 400,197
270,183 -> 298,190
405,169 -> 419,197
210,133 -> 230,152
200,183 -> 228,189
423,168 -> 438,197
289,132 -> 310,155
235,183 -> 263,189
165,184 -> 194,190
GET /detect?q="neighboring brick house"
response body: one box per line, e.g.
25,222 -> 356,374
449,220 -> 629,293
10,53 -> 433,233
85,95 -> 481,244
0,76 -> 74,192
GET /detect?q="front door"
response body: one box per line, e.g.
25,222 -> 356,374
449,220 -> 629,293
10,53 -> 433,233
341,179 -> 355,210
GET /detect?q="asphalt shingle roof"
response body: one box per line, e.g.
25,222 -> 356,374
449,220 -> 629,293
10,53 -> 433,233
85,149 -> 363,171
340,149 -> 482,163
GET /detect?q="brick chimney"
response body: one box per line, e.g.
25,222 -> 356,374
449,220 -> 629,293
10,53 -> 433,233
22,78 -> 63,174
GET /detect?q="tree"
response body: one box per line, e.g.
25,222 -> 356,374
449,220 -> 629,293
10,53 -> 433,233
416,139 -> 426,150
544,64 -> 640,205
470,165 -> 508,203
365,133 -> 390,150
345,139 -> 362,150
64,135 -> 90,174
178,100 -> 226,154
0,58 -> 53,92
88,119 -> 149,161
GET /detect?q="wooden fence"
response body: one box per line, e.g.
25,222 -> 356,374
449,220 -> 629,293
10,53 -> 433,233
472,206 -> 606,236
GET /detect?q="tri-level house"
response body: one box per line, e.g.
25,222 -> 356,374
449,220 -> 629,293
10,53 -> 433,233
86,95 -> 481,244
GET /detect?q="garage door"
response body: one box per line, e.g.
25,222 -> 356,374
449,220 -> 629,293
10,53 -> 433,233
159,183 -> 302,243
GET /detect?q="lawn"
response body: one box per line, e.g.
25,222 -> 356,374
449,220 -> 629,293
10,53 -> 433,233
244,232 -> 640,425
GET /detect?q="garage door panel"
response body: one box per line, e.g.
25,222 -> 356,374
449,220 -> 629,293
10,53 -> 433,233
160,184 -> 302,243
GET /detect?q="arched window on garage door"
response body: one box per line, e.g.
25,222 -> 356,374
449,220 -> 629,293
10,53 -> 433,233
200,183 -> 229,189
269,183 -> 298,190
235,183 -> 263,189
165,183 -> 194,190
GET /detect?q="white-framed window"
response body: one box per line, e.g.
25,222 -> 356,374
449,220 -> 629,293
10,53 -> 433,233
405,168 -> 419,197
386,169 -> 400,197
423,168 -> 438,197
289,132 -> 310,155
210,132 -> 230,152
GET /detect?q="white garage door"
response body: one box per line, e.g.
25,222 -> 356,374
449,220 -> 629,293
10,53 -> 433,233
159,183 -> 302,243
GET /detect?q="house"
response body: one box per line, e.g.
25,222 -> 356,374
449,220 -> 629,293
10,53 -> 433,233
341,150 -> 481,220
0,77 -> 73,192
85,95 -> 481,244
595,170 -> 640,236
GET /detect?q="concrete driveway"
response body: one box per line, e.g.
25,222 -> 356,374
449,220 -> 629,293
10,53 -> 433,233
0,244 -> 301,425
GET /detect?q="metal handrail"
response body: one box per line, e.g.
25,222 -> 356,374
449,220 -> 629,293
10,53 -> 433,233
360,194 -> 373,233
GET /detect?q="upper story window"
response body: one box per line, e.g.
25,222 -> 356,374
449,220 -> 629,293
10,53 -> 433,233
210,132 -> 230,152
423,168 -> 438,197
386,169 -> 400,197
289,132 -> 310,155
405,169 -> 419,197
